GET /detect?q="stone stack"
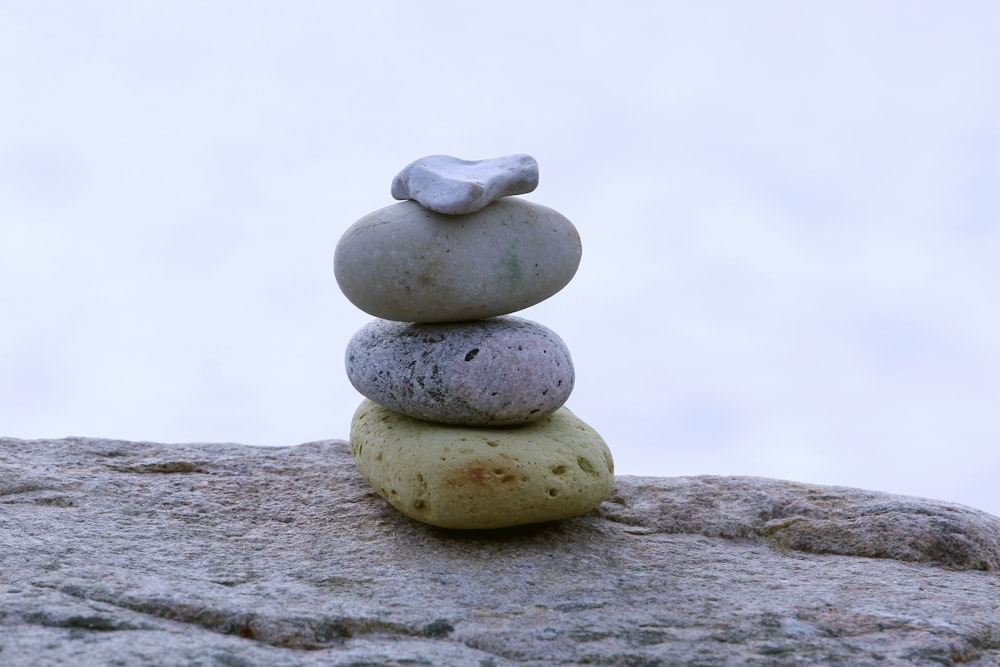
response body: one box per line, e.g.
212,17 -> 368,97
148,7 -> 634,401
334,155 -> 614,529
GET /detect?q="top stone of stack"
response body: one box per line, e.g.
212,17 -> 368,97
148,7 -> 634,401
391,154 -> 539,214
335,154 -> 580,322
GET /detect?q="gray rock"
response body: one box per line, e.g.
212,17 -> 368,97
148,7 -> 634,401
346,316 -> 574,425
599,475 -> 1000,570
391,154 -> 539,214
334,198 -> 581,322
3,435 -> 1000,666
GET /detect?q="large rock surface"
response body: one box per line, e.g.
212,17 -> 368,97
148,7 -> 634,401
2,436 -> 1000,666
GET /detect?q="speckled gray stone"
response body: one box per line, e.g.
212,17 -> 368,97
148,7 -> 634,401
346,316 -> 574,425
333,198 -> 581,322
390,154 -> 539,214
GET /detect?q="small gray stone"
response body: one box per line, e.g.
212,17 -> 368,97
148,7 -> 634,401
390,154 -> 539,214
334,198 -> 581,322
346,316 -> 574,426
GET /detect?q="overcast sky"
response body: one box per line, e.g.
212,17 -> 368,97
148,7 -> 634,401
2,2 -> 999,515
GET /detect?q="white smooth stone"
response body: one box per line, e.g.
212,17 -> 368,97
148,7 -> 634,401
391,154 -> 539,215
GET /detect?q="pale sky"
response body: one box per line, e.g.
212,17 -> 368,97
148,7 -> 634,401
2,2 -> 999,515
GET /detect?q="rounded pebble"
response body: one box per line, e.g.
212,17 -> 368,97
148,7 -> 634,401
334,198 -> 581,323
346,316 -> 574,426
350,399 -> 615,529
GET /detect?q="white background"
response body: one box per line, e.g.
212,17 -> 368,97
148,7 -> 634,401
2,2 -> 999,515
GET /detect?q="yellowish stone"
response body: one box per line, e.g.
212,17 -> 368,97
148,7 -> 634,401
350,399 -> 614,529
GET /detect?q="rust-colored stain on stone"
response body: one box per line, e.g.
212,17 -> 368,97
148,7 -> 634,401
444,459 -> 520,490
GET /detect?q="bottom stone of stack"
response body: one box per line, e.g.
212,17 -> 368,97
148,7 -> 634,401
349,399 -> 614,529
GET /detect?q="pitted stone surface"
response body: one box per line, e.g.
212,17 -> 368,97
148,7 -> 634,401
4,436 -> 1000,666
346,316 -> 574,426
390,154 -> 539,214
333,198 -> 581,322
349,400 -> 614,529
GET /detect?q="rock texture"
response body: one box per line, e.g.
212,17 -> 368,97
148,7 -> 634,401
346,316 -> 575,425
3,436 -> 1000,666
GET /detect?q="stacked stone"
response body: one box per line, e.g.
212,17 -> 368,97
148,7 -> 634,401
334,155 -> 614,530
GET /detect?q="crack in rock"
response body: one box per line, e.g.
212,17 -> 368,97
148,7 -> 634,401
22,611 -> 136,632
105,460 -> 209,474
55,585 -> 453,650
